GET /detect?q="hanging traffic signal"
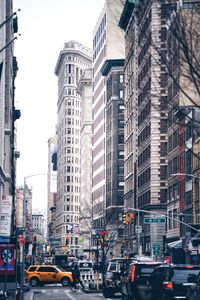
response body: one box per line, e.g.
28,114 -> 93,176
122,213 -> 129,225
129,212 -> 135,224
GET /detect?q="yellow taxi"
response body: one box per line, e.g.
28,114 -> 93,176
25,265 -> 73,287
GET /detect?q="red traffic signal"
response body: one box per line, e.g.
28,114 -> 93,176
129,212 -> 135,224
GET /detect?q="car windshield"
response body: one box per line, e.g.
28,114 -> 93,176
108,262 -> 117,271
172,269 -> 200,282
28,266 -> 37,272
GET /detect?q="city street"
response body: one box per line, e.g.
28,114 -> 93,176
24,285 -> 120,300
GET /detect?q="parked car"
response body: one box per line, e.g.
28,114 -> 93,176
121,259 -> 162,300
150,264 -> 200,300
25,264 -> 73,287
103,257 -> 134,298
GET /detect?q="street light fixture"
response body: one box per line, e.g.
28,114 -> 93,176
171,173 -> 200,179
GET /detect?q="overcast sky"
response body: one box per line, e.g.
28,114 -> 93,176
13,0 -> 104,209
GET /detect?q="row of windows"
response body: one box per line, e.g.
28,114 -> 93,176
62,166 -> 79,174
65,55 -> 90,65
138,33 -> 151,66
93,31 -> 106,60
168,130 -> 179,152
63,205 -> 79,212
167,209 -> 178,230
138,12 -> 151,45
65,118 -> 80,126
138,78 -> 151,106
63,186 -> 80,193
65,108 -> 81,117
138,100 -> 151,126
93,14 -> 106,48
64,195 -> 79,203
138,145 -> 150,167
138,55 -> 151,88
65,98 -> 80,107
138,190 -> 150,208
60,137 -> 79,145
138,125 -> 150,147
64,147 -> 79,154
65,175 -> 79,183
138,168 -> 151,188
62,128 -> 80,135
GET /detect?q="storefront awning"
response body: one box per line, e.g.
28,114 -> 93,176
167,239 -> 182,249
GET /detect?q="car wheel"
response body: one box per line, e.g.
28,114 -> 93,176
30,277 -> 39,287
61,277 -> 70,286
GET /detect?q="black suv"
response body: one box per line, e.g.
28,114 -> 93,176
187,271 -> 200,300
103,258 -> 134,298
121,260 -> 162,300
150,264 -> 200,300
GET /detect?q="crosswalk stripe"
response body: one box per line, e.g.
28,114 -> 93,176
64,290 -> 77,300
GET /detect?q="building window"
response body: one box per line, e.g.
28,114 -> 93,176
118,120 -> 124,128
185,150 -> 192,179
119,90 -> 123,99
118,105 -> 125,112
118,151 -> 124,159
118,135 -> 124,143
118,165 -> 124,174
185,191 -> 192,206
119,74 -> 124,83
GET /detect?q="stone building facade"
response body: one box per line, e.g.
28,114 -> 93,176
55,41 -> 92,255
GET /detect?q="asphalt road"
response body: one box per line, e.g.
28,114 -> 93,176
24,285 -> 121,300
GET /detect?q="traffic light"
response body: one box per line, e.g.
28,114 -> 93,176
65,237 -> 69,246
129,212 -> 135,224
122,213 -> 129,225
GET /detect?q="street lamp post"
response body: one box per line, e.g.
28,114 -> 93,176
18,173 -> 46,299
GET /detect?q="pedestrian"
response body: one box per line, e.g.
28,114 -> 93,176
72,265 -> 85,290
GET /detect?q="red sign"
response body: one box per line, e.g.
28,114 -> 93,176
0,244 -> 16,275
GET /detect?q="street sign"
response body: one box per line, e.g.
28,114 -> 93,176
144,217 -> 166,223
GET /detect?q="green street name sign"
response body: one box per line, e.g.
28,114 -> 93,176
144,217 -> 166,223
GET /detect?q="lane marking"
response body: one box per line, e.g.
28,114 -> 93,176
64,290 -> 78,300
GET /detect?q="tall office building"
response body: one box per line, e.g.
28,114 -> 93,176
119,0 -> 170,255
77,69 -> 93,251
92,0 -> 125,228
55,41 -> 92,254
166,2 -> 200,260
0,0 -> 19,242
101,59 -> 125,257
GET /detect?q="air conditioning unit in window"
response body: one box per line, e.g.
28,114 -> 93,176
176,195 -> 179,199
